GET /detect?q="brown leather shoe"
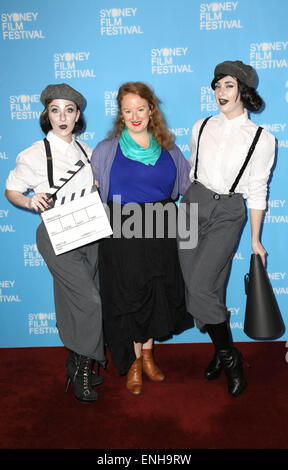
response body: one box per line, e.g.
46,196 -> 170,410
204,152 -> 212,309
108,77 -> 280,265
142,349 -> 165,382
126,357 -> 143,395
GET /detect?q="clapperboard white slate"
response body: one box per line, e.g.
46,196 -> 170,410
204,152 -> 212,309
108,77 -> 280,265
41,165 -> 112,255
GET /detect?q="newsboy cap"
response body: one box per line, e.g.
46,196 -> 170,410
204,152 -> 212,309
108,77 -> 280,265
40,83 -> 85,108
212,60 -> 257,88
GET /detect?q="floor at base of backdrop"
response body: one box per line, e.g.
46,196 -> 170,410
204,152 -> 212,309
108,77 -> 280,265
0,341 -> 287,450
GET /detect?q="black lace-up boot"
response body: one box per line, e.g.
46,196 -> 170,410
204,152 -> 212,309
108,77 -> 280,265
65,353 -> 99,403
66,350 -> 103,388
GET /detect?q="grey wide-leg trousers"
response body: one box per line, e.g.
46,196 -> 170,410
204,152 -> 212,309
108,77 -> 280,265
178,181 -> 246,330
36,222 -> 106,366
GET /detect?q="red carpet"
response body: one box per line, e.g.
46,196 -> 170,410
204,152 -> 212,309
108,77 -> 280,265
0,341 -> 287,450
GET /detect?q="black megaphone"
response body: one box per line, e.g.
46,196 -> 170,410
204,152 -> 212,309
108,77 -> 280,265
244,254 -> 285,340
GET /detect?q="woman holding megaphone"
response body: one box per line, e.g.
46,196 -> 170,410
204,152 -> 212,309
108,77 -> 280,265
178,60 -> 276,397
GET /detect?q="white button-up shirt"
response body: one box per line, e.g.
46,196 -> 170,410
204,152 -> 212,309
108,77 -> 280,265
188,110 -> 275,210
6,131 -> 93,199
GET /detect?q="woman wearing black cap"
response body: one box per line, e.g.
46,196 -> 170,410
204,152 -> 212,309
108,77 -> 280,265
5,83 -> 105,403
178,60 -> 275,397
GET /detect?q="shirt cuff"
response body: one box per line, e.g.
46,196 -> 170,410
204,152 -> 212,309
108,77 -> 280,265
246,199 -> 267,211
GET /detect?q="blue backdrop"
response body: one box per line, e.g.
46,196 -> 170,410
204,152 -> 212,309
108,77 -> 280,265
1,0 -> 287,349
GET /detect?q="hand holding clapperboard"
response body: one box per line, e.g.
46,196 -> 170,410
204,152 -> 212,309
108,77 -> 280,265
41,159 -> 113,255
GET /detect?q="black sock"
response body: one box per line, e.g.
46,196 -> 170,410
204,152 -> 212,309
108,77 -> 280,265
206,321 -> 232,351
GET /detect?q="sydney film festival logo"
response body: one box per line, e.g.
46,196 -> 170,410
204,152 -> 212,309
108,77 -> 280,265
9,94 -> 41,120
0,207 -> 14,233
200,85 -> 218,113
23,244 -> 45,267
199,2 -> 243,30
0,280 -> 20,304
53,52 -> 96,80
249,41 -> 288,69
28,312 -> 58,336
151,47 -> 194,75
99,7 -> 143,36
1,11 -> 45,40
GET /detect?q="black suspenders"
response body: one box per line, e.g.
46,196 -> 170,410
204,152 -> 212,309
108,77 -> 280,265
75,140 -> 90,163
194,116 -> 212,181
193,117 -> 263,195
43,138 -> 90,200
228,126 -> 263,195
43,138 -> 54,189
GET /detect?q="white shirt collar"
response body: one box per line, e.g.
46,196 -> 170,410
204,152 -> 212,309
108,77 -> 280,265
219,109 -> 248,127
46,130 -> 76,152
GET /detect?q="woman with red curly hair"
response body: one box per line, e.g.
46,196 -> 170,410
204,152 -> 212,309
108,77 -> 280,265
91,81 -> 194,395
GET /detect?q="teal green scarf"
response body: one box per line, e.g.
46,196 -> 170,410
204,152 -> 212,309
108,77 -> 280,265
119,127 -> 161,166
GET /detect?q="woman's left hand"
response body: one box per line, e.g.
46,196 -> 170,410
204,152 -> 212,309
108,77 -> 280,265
251,240 -> 266,267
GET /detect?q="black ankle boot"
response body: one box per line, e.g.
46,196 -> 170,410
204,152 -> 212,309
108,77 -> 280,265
218,347 -> 247,398
65,354 -> 99,403
66,350 -> 103,388
205,351 -> 222,380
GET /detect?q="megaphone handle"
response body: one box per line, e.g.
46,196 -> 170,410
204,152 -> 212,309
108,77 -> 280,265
244,273 -> 249,295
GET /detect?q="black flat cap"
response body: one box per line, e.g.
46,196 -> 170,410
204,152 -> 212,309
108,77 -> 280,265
212,60 -> 257,88
40,83 -> 85,108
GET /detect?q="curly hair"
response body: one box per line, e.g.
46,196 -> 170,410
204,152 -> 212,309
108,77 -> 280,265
211,74 -> 264,112
108,81 -> 174,150
39,100 -> 85,135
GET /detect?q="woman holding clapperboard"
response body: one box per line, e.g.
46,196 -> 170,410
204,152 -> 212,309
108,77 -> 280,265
178,61 -> 276,397
5,83 -> 105,403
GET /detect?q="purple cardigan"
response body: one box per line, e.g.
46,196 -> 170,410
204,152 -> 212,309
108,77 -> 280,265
91,137 -> 191,203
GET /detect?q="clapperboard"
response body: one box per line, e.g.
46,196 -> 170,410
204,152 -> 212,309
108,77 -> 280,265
41,162 -> 113,255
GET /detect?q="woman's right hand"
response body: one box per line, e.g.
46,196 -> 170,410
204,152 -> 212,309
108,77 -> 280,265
28,193 -> 51,212
5,189 -> 51,214
252,239 -> 266,267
